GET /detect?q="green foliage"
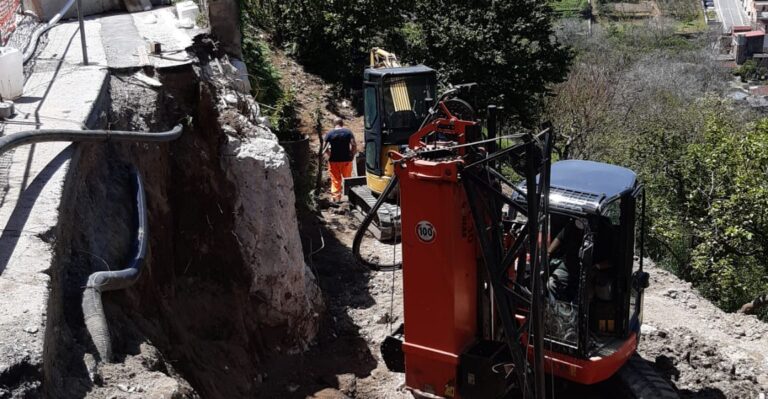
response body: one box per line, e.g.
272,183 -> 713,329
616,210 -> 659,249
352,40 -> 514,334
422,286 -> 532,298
405,1 -> 572,124
734,59 -> 768,82
262,0 -> 409,88
240,19 -> 283,105
549,0 -> 590,17
604,22 -> 694,52
240,2 -> 303,141
269,89 -> 302,141
675,119 -> 768,311
597,101 -> 768,314
250,0 -> 570,126
656,0 -> 701,24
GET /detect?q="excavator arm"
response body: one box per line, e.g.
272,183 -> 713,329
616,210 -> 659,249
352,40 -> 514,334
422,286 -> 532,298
370,47 -> 401,68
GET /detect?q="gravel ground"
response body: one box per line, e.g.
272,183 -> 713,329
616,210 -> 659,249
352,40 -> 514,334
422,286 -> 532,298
639,262 -> 768,398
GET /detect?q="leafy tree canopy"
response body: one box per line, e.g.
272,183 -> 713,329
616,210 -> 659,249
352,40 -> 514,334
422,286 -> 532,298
248,0 -> 571,124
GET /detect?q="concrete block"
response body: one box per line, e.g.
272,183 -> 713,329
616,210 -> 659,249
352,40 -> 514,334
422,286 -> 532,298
175,0 -> 198,23
0,47 -> 23,100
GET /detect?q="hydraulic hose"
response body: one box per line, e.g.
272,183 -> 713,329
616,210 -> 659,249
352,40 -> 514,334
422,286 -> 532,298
0,124 -> 183,156
22,0 -> 77,64
0,124 -> 183,362
352,174 -> 402,271
82,166 -> 147,362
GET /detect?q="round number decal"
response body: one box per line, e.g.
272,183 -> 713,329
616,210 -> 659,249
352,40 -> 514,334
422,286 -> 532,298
416,221 -> 436,243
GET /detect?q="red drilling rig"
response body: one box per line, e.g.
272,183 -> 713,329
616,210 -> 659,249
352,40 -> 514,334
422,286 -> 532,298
353,83 -> 679,398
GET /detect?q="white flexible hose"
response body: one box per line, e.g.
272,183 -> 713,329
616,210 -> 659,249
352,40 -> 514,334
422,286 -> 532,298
22,0 -> 77,64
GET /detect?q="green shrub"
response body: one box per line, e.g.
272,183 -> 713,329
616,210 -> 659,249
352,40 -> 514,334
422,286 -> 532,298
677,119 -> 768,311
269,89 -> 302,142
249,0 -> 571,126
240,33 -> 283,105
734,59 -> 768,82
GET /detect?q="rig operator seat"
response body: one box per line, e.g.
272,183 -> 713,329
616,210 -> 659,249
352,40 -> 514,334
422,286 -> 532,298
546,217 -> 585,302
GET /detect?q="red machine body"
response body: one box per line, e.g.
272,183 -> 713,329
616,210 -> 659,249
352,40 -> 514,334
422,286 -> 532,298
397,157 -> 475,397
391,107 -> 641,398
395,118 -> 477,398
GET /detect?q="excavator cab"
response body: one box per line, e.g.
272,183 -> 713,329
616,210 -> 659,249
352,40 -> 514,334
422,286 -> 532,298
524,160 -> 649,368
345,48 -> 437,241
362,65 -> 437,194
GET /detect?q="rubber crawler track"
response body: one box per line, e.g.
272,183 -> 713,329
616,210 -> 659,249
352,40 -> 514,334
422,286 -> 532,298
618,354 -> 680,399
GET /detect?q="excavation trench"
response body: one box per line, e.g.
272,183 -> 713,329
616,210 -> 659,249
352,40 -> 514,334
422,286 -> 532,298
44,45 -> 321,398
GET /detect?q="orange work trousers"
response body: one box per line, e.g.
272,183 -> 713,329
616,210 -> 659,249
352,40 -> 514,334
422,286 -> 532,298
328,161 -> 353,200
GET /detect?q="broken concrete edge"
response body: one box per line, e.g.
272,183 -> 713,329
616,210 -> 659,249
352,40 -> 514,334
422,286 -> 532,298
206,55 -> 324,351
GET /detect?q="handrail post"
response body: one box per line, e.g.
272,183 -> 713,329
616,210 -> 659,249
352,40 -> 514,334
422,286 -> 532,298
75,0 -> 88,65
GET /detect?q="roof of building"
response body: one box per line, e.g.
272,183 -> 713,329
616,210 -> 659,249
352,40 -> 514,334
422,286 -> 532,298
750,85 -> 768,96
742,30 -> 766,38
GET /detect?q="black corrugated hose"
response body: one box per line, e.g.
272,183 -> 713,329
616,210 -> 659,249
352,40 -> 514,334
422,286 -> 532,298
82,166 -> 147,362
0,123 -> 183,362
352,175 -> 403,271
0,124 -> 183,154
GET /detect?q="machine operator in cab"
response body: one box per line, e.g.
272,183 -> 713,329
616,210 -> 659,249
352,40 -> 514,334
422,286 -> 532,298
547,217 -> 614,302
547,219 -> 584,301
324,117 -> 357,202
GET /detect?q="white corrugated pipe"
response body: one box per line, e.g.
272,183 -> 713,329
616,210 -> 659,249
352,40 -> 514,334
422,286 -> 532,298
22,0 -> 77,64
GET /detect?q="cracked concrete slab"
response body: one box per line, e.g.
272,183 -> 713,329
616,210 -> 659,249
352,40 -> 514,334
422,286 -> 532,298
101,7 -> 198,69
0,20 -> 107,396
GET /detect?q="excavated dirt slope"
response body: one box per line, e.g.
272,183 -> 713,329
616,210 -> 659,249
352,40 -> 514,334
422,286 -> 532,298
639,263 -> 768,398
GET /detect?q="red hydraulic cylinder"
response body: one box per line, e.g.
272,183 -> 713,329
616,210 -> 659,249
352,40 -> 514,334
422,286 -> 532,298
395,157 -> 477,398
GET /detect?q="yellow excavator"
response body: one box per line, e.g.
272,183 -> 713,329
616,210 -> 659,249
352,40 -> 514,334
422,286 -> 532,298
362,48 -> 437,194
344,48 -> 438,240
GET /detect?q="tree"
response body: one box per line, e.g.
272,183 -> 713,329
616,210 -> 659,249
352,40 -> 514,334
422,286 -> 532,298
250,0 -> 571,125
266,0 -> 409,88
677,119 -> 768,312
404,0 -> 572,125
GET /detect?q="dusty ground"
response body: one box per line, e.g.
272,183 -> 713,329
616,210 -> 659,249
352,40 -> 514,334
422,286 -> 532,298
638,262 -> 768,398
265,49 -> 768,398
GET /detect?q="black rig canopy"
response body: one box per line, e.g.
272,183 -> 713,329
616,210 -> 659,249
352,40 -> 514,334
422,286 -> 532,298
516,160 -> 638,216
364,64 -> 436,80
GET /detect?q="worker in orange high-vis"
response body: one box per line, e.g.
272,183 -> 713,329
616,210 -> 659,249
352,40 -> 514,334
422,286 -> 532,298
323,117 -> 357,201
